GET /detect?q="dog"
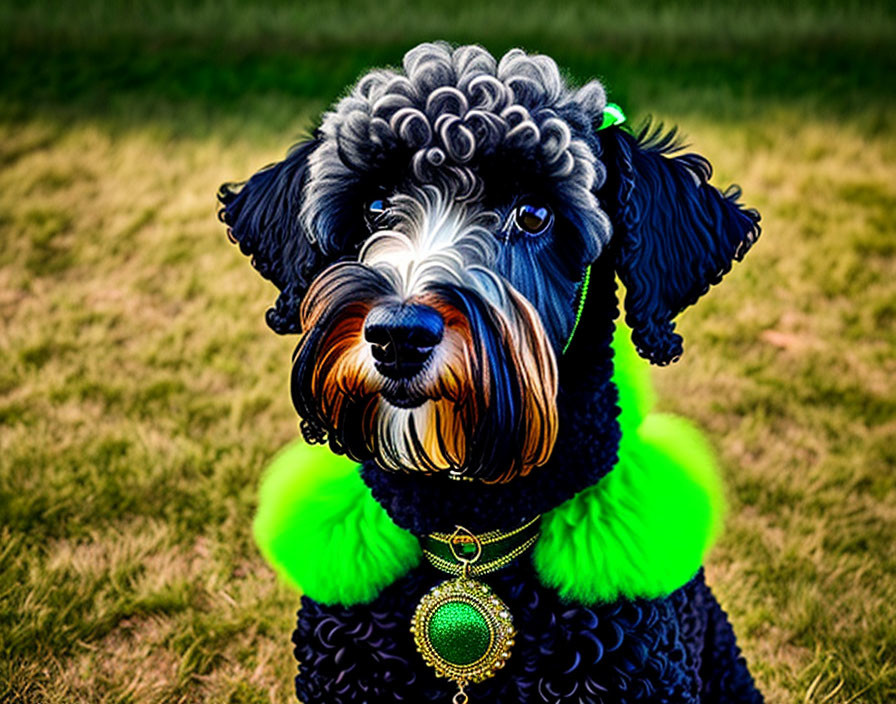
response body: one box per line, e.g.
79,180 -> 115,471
219,42 -> 764,704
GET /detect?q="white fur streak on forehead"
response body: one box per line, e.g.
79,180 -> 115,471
359,186 -> 499,300
302,43 -> 610,248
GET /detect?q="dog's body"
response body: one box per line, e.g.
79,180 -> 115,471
220,43 -> 764,703
294,565 -> 756,703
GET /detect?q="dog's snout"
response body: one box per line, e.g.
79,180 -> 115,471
364,303 -> 444,379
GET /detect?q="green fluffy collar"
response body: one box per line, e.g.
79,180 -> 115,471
253,327 -> 725,607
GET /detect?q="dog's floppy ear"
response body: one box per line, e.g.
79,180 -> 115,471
598,123 -> 761,365
218,138 -> 322,334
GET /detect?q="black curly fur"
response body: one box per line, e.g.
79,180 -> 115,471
597,122 -> 761,365
293,566 -> 762,704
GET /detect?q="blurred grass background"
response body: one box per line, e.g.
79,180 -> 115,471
1,1 -> 894,702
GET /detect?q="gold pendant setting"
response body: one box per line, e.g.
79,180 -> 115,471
411,523 -> 539,702
411,574 -> 515,686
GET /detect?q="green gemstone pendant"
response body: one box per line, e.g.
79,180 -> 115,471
412,524 -> 529,702
411,575 -> 515,696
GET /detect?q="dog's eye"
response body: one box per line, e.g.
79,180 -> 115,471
367,198 -> 388,216
365,198 -> 391,230
514,203 -> 553,235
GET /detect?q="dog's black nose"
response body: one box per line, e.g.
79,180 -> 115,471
364,303 -> 444,380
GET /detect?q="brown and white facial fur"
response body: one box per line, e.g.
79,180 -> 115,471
292,186 -> 558,483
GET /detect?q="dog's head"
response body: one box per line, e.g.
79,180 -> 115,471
219,43 -> 759,483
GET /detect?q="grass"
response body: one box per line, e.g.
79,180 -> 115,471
1,1 -> 894,702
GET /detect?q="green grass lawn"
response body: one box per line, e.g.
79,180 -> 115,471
2,2 -> 895,702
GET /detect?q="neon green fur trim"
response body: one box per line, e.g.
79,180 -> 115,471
532,325 -> 726,603
253,440 -> 421,605
253,324 -> 725,606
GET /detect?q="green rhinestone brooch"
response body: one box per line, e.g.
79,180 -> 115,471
411,518 -> 540,703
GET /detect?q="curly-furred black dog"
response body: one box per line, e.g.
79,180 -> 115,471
219,42 -> 764,704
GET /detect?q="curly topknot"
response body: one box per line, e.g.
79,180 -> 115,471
303,42 -> 611,251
